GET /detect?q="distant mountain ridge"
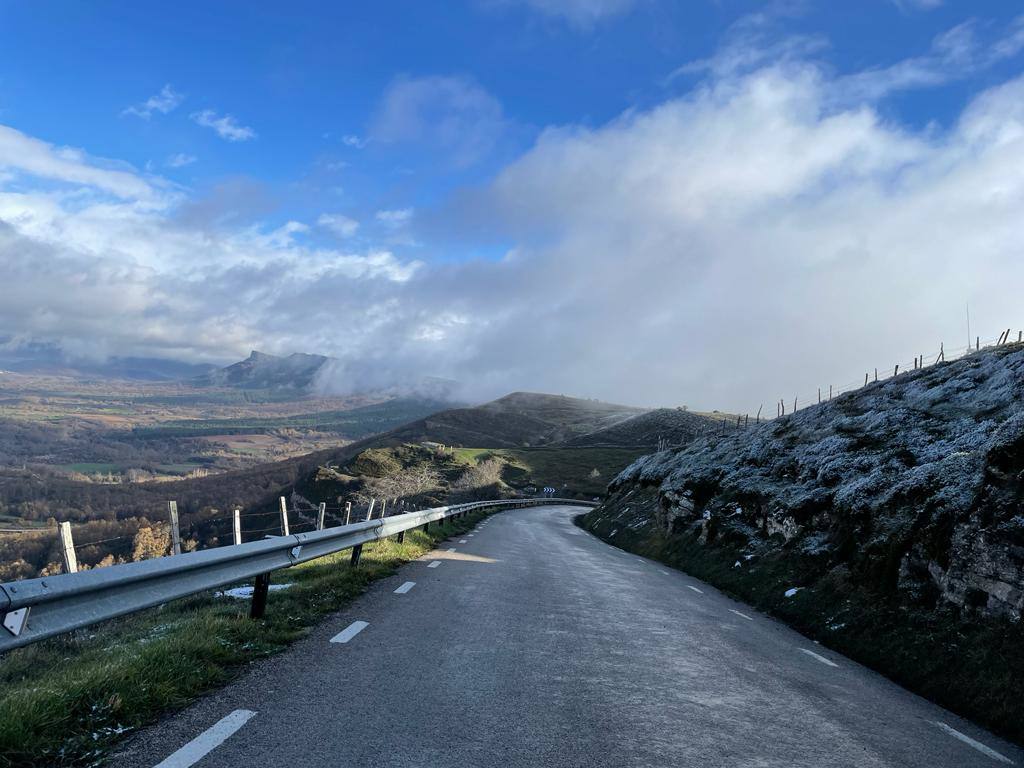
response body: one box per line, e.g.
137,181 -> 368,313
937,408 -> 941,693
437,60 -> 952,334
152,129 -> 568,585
193,350 -> 330,390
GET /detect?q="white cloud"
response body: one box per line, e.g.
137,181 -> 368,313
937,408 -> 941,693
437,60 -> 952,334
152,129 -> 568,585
375,208 -> 413,226
5,21 -> 1024,409
317,212 -> 359,238
370,75 -> 505,166
123,84 -> 184,119
0,124 -> 158,201
191,110 -> 257,142
342,134 -> 367,148
166,153 -> 197,168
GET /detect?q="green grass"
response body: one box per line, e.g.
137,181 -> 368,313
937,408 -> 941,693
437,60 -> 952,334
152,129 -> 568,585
59,463 -> 123,475
0,511 -> 489,767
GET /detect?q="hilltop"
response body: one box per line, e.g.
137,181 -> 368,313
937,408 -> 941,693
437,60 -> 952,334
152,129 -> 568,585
559,407 -> 723,448
582,342 -> 1024,743
382,392 -> 646,448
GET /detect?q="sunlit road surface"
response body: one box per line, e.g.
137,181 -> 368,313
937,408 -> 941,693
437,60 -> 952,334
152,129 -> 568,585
115,505 -> 1022,768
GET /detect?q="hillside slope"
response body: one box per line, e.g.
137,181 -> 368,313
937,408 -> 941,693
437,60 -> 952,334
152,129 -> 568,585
582,342 -> 1024,743
560,407 -> 720,448
384,392 -> 646,448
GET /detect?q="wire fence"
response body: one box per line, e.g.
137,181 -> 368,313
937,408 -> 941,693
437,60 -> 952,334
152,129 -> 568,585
714,328 -> 1022,430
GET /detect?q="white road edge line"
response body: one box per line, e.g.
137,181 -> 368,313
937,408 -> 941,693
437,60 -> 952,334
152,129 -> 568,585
427,560 -> 441,568
729,609 -> 754,621
934,722 -> 1014,764
330,620 -> 369,644
153,709 -> 257,768
799,648 -> 839,668
687,586 -> 704,594
394,581 -> 416,594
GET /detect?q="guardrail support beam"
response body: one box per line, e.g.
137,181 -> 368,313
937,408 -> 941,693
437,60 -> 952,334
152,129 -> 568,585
250,573 -> 271,619
350,544 -> 363,568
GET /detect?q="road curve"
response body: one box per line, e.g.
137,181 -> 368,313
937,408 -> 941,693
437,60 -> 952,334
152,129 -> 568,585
113,505 -> 1023,768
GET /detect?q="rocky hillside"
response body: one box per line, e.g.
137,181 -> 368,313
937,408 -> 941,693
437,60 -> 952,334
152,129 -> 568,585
582,342 -> 1024,743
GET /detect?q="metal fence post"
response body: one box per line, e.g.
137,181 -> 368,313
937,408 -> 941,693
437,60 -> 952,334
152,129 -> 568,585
366,499 -> 375,521
58,521 -> 78,574
250,573 -> 271,619
380,499 -> 387,519
233,509 -> 242,545
167,501 -> 182,555
344,502 -> 352,525
279,496 -> 290,536
317,502 -> 326,531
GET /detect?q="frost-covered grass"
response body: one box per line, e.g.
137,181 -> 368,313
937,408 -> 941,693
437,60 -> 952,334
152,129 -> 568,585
0,513 -> 487,768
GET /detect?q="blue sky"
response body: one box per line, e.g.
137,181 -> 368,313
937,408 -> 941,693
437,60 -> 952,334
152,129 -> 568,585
1,1 -> 1024,408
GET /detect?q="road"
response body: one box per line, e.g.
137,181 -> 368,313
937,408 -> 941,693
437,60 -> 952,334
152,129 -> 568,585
113,504 -> 1022,767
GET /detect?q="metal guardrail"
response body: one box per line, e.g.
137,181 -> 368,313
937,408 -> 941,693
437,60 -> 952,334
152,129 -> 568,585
0,498 -> 595,653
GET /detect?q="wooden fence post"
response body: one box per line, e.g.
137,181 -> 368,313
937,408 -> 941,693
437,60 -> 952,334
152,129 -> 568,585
316,502 -> 326,531
167,501 -> 182,555
756,404 -> 762,423
58,521 -> 78,574
233,509 -> 242,545
829,385 -> 833,400
894,364 -> 899,377
279,496 -> 290,537
344,502 -> 352,525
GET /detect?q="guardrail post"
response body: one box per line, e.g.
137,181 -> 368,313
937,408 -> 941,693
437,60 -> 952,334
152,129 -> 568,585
58,521 -> 78,574
279,496 -> 290,536
350,544 -> 363,567
396,530 -> 405,543
167,501 -> 182,555
316,502 -> 326,531
344,502 -> 352,525
250,573 -> 271,619
233,509 -> 242,545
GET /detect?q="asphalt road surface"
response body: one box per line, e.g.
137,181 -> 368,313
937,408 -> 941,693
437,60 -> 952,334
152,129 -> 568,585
113,504 -> 1023,767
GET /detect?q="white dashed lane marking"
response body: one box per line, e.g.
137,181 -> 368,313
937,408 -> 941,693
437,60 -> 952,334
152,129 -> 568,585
330,621 -> 369,644
446,548 -> 456,552
427,560 -> 441,568
459,539 -> 468,543
729,609 -> 754,621
933,722 -> 1014,764
153,709 -> 257,768
687,586 -> 704,594
394,581 -> 416,594
799,648 -> 838,668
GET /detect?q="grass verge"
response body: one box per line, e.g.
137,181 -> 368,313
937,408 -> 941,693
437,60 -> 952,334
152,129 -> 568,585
0,511 -> 488,767
578,499 -> 1024,747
